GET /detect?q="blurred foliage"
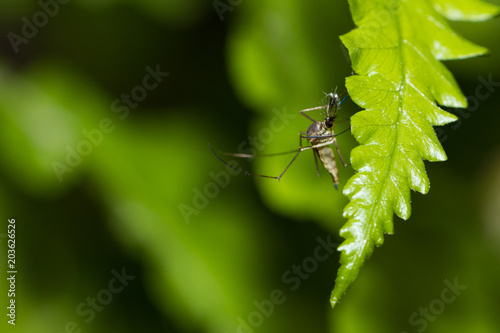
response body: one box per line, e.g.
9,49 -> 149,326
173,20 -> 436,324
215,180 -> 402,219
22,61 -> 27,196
0,0 -> 499,333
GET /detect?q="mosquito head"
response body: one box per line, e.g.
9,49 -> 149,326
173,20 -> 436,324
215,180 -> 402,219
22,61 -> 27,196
325,91 -> 340,119
325,116 -> 335,129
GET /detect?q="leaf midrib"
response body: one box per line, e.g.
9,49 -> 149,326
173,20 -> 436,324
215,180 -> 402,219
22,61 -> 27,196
364,0 -> 406,246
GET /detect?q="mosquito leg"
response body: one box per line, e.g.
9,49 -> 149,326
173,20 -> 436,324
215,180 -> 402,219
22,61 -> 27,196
332,135 -> 350,167
298,141 -> 333,150
300,106 -> 326,123
209,144 -> 246,173
217,147 -> 305,159
313,149 -> 321,177
304,126 -> 351,139
301,127 -> 352,167
275,149 -> 302,180
300,105 -> 328,113
209,144 -> 303,180
298,132 -> 319,177
299,132 -> 305,147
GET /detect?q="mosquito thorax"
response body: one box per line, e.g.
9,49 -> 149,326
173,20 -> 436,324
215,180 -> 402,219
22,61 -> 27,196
306,121 -> 332,144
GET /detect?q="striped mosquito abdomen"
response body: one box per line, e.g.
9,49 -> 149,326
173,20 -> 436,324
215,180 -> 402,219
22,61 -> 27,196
316,146 -> 339,189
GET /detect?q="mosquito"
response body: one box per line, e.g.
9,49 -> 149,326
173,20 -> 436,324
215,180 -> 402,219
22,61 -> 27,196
210,90 -> 350,189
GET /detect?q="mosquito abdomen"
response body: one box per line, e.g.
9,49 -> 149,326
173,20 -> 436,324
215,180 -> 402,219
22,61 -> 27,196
316,147 -> 339,189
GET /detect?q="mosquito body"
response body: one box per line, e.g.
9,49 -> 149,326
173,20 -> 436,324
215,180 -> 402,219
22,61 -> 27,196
210,90 -> 349,189
306,123 -> 340,187
299,91 -> 348,189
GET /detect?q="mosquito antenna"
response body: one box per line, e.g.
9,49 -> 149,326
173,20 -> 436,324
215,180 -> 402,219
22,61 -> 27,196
209,144 -> 245,174
334,126 -> 351,137
334,118 -> 350,125
325,88 -> 338,118
218,148 -> 304,159
208,144 -> 302,180
327,94 -> 336,118
326,87 -> 349,119
338,94 -> 347,108
333,90 -> 348,120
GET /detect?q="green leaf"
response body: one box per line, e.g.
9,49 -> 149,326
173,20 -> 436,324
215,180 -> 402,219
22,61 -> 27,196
331,0 -> 498,308
433,0 -> 500,21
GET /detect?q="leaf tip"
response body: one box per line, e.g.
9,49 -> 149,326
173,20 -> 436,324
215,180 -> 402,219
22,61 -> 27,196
330,296 -> 340,309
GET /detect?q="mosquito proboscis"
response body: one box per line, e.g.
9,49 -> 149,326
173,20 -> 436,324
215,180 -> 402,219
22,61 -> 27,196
210,90 -> 350,189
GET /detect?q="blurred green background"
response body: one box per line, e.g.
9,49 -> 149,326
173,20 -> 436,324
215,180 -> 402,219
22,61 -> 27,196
0,0 -> 500,332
